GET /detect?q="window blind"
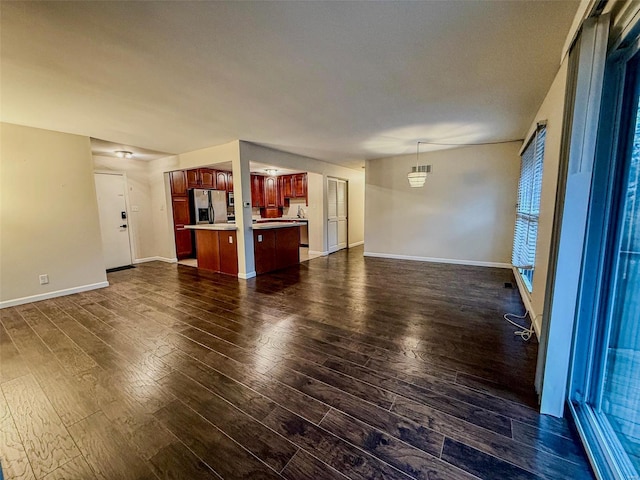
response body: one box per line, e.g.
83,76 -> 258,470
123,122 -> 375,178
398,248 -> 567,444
513,126 -> 546,290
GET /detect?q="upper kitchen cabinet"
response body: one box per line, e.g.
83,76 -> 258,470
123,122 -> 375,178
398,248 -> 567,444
293,173 -> 307,199
264,176 -> 278,208
251,175 -> 265,207
282,175 -> 293,198
170,171 -> 188,196
200,168 -> 216,188
187,168 -> 216,189
277,173 -> 308,204
226,172 -> 233,192
215,171 -> 228,192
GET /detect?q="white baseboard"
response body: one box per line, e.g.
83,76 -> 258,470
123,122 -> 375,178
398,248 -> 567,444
133,256 -> 177,264
0,281 -> 110,309
309,250 -> 330,257
348,241 -> 364,248
512,267 -> 541,338
238,271 -> 257,279
363,251 -> 511,269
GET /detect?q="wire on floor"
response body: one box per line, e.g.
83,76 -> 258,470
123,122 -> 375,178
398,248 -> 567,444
504,311 -> 534,341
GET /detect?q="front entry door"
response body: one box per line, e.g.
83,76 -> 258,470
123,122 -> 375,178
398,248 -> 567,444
94,173 -> 133,270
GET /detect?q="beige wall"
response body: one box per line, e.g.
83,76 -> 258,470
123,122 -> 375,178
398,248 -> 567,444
365,143 -> 521,267
517,58 -> 569,335
147,155 -> 181,261
239,142 -> 365,253
0,123 -> 107,306
306,172 -> 325,253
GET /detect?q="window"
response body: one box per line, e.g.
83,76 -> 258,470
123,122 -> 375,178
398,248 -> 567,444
512,126 -> 546,291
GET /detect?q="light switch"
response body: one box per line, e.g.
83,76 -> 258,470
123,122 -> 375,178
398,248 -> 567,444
258,234 -> 263,242
229,235 -> 233,244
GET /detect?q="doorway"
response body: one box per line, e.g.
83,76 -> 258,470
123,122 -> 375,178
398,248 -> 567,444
327,177 -> 347,253
94,172 -> 133,270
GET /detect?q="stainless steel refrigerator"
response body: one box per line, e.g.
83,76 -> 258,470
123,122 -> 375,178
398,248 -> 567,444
190,189 -> 227,224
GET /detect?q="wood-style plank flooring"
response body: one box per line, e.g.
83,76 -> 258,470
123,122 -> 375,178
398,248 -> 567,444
0,246 -> 594,479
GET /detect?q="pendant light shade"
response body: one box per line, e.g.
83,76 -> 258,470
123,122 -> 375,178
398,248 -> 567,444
408,165 -> 432,187
408,142 -> 432,187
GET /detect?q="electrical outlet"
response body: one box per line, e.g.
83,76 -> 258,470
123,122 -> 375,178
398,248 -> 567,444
39,274 -> 49,285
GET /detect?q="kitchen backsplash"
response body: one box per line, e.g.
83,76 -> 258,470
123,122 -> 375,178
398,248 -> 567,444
284,198 -> 307,218
252,198 -> 309,219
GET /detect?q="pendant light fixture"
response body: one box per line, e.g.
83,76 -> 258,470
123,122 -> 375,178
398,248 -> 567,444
407,142 -> 432,187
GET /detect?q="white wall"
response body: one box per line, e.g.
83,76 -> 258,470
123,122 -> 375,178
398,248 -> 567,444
0,123 -> 107,307
365,143 -> 521,267
516,59 -> 569,336
239,141 -> 365,253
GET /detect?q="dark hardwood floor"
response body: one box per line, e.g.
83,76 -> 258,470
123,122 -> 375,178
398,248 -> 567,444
0,246 -> 594,480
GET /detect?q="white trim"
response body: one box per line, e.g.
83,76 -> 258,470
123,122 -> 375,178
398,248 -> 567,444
512,267 -> 541,339
238,271 -> 257,279
133,256 -> 177,264
348,241 -> 364,248
309,250 -> 330,257
363,251 -> 511,269
0,282 -> 109,309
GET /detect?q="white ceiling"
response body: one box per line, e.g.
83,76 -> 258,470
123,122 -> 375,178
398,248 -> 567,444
1,1 -> 578,169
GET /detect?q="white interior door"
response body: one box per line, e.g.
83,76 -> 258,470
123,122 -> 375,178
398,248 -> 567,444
94,173 -> 133,270
327,178 -> 348,253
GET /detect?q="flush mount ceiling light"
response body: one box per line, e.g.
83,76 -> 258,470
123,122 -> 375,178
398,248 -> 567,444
115,150 -> 133,159
408,142 -> 432,188
265,168 -> 278,176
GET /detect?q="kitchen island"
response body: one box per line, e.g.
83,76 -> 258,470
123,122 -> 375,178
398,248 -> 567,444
252,222 -> 301,274
185,224 -> 238,275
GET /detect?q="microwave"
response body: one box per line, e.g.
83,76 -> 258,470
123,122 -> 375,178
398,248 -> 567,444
228,192 -> 234,207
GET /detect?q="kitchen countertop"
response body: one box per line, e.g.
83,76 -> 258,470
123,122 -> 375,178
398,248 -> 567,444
185,224 -> 238,231
255,218 -> 308,223
251,222 -> 302,230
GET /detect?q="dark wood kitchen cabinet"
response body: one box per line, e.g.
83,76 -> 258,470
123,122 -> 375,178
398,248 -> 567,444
264,176 -> 278,207
253,229 -> 276,274
251,175 -> 265,207
200,168 -> 215,188
226,172 -> 233,192
218,231 -> 238,275
293,173 -> 307,199
282,175 -> 293,198
187,168 -> 216,189
170,171 -> 188,196
171,197 -> 192,259
215,171 -> 228,192
194,229 -> 238,276
253,226 -> 300,275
